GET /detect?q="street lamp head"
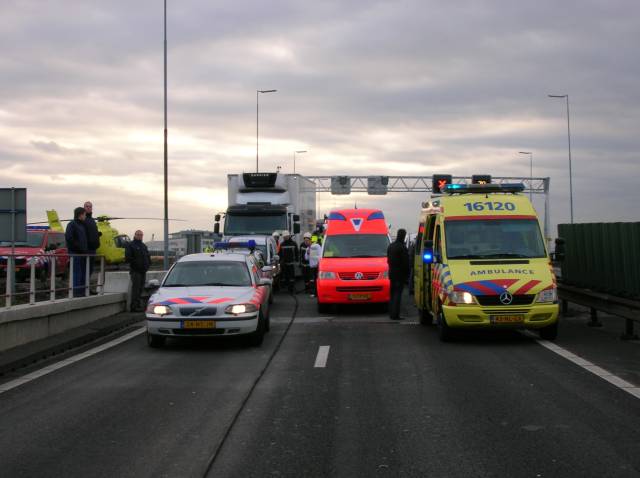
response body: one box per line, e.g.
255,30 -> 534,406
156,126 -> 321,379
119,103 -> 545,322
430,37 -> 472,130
548,94 -> 567,98
519,151 -> 532,155
295,150 -> 307,154
259,89 -> 277,93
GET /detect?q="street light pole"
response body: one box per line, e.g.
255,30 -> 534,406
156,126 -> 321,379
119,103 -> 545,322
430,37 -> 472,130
256,89 -> 277,172
519,151 -> 533,201
163,0 -> 169,270
549,94 -> 574,223
293,150 -> 307,174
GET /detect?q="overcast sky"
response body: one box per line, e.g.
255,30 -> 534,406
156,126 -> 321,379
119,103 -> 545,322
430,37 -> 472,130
2,0 -> 639,240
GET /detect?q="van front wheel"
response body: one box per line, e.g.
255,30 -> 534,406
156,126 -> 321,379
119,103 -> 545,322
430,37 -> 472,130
437,309 -> 453,342
539,322 -> 558,341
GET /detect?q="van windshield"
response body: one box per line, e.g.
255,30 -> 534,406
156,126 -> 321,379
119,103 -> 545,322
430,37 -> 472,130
445,219 -> 546,259
322,234 -> 390,258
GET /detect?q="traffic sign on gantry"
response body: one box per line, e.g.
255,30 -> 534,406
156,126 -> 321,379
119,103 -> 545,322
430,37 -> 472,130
331,176 -> 351,195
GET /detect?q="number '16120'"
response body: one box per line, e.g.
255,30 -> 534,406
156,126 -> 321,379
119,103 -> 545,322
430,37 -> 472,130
463,202 -> 516,212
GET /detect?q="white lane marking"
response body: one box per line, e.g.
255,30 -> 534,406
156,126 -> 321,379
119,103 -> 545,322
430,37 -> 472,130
0,328 -> 145,394
526,332 -> 640,400
314,345 -> 330,368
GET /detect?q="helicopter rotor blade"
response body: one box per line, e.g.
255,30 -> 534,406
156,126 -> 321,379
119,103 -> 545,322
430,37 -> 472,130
96,217 -> 187,222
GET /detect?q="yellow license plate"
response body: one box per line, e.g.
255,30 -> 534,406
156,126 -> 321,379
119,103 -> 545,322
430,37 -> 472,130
349,293 -> 371,301
491,315 -> 524,324
183,320 -> 216,329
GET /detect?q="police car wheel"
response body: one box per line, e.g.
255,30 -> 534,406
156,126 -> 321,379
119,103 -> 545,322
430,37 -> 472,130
247,312 -> 266,347
147,332 -> 166,348
437,308 -> 453,342
539,322 -> 558,341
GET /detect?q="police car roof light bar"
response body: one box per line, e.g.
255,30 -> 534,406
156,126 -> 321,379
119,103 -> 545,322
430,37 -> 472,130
214,240 -> 257,250
442,183 -> 525,194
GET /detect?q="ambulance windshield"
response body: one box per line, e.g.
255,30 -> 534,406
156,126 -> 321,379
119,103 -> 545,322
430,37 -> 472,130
445,218 -> 546,259
322,234 -> 390,258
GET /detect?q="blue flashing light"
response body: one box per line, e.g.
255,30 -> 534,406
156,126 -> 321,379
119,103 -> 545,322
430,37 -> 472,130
328,212 -> 347,221
447,184 -> 464,190
423,252 -> 433,264
214,240 -> 257,250
442,183 -> 525,194
367,211 -> 385,220
27,225 -> 50,230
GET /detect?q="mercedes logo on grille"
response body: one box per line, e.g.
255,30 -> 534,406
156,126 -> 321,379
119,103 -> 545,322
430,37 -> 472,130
354,272 -> 364,280
499,291 -> 513,305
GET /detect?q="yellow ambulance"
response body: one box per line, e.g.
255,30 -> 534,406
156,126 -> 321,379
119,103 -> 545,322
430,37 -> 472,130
413,181 -> 558,341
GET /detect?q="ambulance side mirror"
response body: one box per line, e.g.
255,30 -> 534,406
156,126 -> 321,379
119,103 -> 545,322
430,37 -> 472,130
553,237 -> 565,262
422,240 -> 434,264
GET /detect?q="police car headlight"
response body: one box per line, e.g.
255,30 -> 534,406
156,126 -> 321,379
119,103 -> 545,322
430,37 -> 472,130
147,304 -> 172,316
536,287 -> 557,303
318,271 -> 336,280
449,291 -> 476,305
225,303 -> 258,315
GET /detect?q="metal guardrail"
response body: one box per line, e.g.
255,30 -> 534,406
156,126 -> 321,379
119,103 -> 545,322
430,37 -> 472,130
558,283 -> 640,340
1,253 -> 105,309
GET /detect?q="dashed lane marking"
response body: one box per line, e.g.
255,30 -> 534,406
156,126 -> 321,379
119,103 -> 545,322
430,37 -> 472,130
314,345 -> 331,368
0,328 -> 145,395
525,331 -> 640,401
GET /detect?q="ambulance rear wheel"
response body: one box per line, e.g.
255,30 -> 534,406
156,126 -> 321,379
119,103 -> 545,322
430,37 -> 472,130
539,322 -> 558,341
437,308 -> 453,342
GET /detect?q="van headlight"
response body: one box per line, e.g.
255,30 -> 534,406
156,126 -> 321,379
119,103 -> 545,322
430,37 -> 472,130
381,270 -> 389,279
147,304 -> 172,316
536,287 -> 557,303
449,291 -> 476,305
318,271 -> 336,280
225,303 -> 258,315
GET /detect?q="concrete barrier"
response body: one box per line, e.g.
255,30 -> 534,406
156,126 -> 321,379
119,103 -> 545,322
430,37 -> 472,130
103,271 -> 167,310
0,293 -> 127,352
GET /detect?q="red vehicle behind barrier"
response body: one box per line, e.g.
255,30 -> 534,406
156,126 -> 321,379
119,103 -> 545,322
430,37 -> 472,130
316,209 -> 390,312
0,226 -> 69,281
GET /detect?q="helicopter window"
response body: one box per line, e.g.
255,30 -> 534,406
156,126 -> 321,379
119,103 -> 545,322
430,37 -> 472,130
114,235 -> 130,248
163,261 -> 252,287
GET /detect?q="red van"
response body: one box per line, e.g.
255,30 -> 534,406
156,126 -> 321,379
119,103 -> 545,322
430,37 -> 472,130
316,209 -> 390,312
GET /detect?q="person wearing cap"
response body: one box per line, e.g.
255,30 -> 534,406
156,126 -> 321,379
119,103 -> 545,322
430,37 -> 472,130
300,232 -> 312,292
279,231 -> 298,293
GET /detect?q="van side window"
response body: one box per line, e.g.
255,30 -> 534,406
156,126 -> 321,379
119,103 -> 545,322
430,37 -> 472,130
426,215 -> 437,241
414,224 -> 424,256
434,224 -> 442,259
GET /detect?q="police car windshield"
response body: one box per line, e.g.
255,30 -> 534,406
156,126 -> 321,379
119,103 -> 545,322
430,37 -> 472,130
225,215 -> 287,235
445,219 -> 546,259
322,234 -> 390,258
163,261 -> 252,287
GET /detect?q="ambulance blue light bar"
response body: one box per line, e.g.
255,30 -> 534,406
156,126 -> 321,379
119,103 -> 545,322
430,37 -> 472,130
26,225 -> 50,230
442,183 -> 525,194
214,240 -> 257,250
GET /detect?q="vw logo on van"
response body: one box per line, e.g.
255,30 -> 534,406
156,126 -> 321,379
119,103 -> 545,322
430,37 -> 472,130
355,272 -> 364,280
499,291 -> 513,305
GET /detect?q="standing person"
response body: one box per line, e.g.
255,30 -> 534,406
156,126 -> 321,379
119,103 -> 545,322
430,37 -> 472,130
279,231 -> 298,293
65,207 -> 89,297
83,201 -> 101,281
126,230 -> 151,312
300,233 -> 312,292
387,228 -> 410,320
305,236 -> 322,297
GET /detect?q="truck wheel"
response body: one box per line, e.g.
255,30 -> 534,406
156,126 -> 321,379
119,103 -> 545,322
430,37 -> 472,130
419,307 -> 433,326
539,322 -> 558,341
437,309 -> 453,342
147,332 -> 166,348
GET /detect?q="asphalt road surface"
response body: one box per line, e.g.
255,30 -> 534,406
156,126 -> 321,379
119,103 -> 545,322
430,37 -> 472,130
1,290 -> 639,477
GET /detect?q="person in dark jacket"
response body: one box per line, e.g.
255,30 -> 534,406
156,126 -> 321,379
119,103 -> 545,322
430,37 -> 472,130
126,230 -> 151,312
279,231 -> 299,293
387,228 -> 410,320
65,207 -> 89,297
83,201 -> 101,281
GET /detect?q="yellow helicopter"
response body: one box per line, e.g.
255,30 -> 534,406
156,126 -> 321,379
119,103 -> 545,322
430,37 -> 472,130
44,210 -> 178,266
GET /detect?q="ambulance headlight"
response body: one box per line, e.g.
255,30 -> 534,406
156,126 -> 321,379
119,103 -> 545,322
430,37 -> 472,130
318,271 -> 336,280
449,291 -> 476,305
536,287 -> 557,303
148,304 -> 172,316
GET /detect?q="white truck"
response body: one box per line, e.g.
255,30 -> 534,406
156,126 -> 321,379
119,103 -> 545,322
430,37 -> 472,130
215,173 -> 317,242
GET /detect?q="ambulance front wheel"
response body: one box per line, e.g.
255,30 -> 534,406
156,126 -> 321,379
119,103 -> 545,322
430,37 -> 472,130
539,322 -> 558,341
437,308 -> 453,342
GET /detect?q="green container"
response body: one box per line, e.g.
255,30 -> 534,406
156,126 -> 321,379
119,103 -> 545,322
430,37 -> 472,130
558,222 -> 640,299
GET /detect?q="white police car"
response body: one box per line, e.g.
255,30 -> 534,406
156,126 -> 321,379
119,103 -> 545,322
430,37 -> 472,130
145,246 -> 271,348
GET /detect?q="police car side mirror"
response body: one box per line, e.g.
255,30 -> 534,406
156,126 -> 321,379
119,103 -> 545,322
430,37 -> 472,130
273,255 -> 280,263
261,265 -> 274,273
258,277 -> 272,287
147,279 -> 160,289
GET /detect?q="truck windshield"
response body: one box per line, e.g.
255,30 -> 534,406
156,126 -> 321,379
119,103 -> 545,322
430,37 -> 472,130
322,234 -> 390,258
224,215 -> 288,235
0,232 -> 45,248
445,218 -> 546,259
163,261 -> 252,287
